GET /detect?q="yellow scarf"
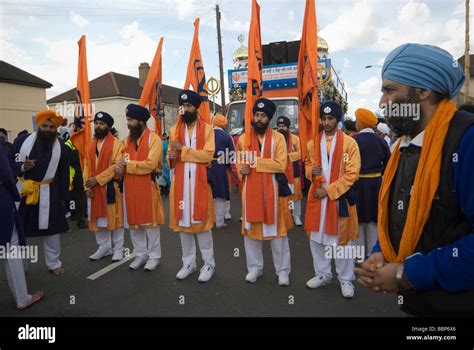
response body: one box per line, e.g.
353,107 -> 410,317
378,99 -> 457,263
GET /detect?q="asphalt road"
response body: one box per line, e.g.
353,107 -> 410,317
0,190 -> 402,317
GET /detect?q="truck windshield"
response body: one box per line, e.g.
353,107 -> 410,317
228,99 -> 299,135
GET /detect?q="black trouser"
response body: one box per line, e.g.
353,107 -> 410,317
70,176 -> 86,222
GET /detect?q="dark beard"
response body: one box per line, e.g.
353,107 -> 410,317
278,129 -> 289,142
37,129 -> 57,153
94,128 -> 109,140
384,89 -> 420,138
182,111 -> 198,125
251,120 -> 269,135
128,124 -> 144,142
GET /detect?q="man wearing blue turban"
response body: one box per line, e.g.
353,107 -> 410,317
356,43 -> 474,317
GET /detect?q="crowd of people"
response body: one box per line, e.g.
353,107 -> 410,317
1,42 -> 473,317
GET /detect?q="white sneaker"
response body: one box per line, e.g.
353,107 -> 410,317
278,273 -> 290,286
176,264 -> 197,280
89,247 -> 112,261
245,270 -> 263,283
111,249 -> 124,262
340,281 -> 355,299
198,264 -> 215,282
144,258 -> 160,272
306,274 -> 332,289
224,213 -> 232,220
293,216 -> 303,226
129,257 -> 146,270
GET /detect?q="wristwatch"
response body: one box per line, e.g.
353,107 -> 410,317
396,264 -> 414,292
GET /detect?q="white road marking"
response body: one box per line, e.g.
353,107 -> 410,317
86,254 -> 135,280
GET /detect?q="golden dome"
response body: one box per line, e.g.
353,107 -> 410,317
318,36 -> 329,53
233,45 -> 248,61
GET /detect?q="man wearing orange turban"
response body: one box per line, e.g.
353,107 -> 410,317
353,108 -> 391,261
9,108 -> 70,275
209,114 -> 235,229
355,108 -> 378,129
35,109 -> 64,128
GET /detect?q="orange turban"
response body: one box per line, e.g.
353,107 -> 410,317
355,108 -> 378,128
35,109 -> 63,128
212,114 -> 228,128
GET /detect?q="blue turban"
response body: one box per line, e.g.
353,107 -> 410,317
382,43 -> 465,99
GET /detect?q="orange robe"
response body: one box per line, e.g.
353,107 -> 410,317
305,133 -> 360,245
83,137 -> 124,231
123,131 -> 165,229
168,121 -> 216,233
236,129 -> 294,240
289,134 -> 303,202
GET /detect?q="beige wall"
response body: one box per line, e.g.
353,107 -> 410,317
0,82 -> 49,141
48,97 -> 179,141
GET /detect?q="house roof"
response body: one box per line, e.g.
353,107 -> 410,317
0,60 -> 53,89
47,71 -> 222,111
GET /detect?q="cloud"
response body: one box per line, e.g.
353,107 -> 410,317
15,21 -> 162,98
398,1 -> 430,25
319,0 -> 379,52
70,11 -> 90,28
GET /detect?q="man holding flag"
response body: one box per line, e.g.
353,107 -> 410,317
168,90 -> 216,283
115,104 -> 165,272
236,98 -> 293,286
84,111 -> 125,262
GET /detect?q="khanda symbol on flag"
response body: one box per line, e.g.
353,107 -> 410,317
297,0 -> 321,166
139,37 -> 164,135
71,35 -> 92,171
244,0 -> 263,150
193,58 -> 209,103
183,18 -> 211,124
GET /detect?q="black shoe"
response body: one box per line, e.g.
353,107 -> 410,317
76,221 -> 88,229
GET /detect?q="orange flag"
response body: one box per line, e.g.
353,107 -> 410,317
139,37 -> 164,136
297,0 -> 321,168
184,18 -> 211,124
244,0 -> 263,150
71,35 -> 92,171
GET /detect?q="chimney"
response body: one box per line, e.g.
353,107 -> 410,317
139,62 -> 150,87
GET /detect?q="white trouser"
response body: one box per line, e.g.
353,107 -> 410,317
224,200 -> 231,217
310,240 -> 355,283
244,236 -> 291,275
43,234 -> 61,270
292,200 -> 302,218
214,198 -> 226,227
355,222 -> 378,257
95,228 -> 124,252
4,225 -> 31,308
179,231 -> 215,268
130,227 -> 161,260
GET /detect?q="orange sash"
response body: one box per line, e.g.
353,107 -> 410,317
246,128 -> 275,224
174,119 -> 208,222
378,99 -> 457,263
89,133 -> 114,220
305,130 -> 344,235
124,128 -> 153,225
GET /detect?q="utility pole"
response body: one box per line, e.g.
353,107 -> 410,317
465,0 -> 471,103
215,4 -> 226,113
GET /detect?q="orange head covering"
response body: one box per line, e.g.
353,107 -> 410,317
355,108 -> 378,129
212,114 -> 228,128
35,109 -> 63,128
